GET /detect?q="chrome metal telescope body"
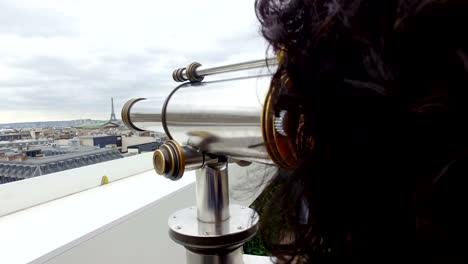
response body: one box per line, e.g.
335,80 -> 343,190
121,58 -> 291,264
123,75 -> 273,164
122,58 -> 297,171
122,58 -> 295,177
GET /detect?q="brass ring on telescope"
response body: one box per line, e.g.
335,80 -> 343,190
166,140 -> 186,179
185,64 -> 192,81
262,84 -> 297,169
173,67 -> 187,82
153,149 -> 167,175
158,144 -> 174,176
122,98 -> 146,132
161,83 -> 186,140
186,62 -> 204,82
165,143 -> 179,177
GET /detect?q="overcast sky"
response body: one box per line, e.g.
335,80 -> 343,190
0,0 -> 267,124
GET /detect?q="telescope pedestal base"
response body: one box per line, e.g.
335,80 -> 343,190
186,247 -> 243,264
168,205 -> 259,264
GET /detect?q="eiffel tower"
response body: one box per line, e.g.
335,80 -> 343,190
109,97 -> 117,121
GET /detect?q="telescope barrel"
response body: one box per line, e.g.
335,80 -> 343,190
122,58 -> 297,172
122,75 -> 273,164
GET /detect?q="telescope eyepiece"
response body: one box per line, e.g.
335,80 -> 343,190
153,149 -> 169,175
154,140 -> 217,180
153,140 -> 186,181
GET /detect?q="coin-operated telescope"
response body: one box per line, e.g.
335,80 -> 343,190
121,58 -> 295,264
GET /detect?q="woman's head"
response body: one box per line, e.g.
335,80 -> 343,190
254,0 -> 468,262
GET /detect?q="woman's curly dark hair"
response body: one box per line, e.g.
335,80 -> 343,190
254,0 -> 468,262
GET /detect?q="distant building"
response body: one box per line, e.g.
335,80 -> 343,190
57,131 -> 74,140
72,121 -> 107,129
69,137 -> 80,148
79,135 -> 122,149
0,133 -> 21,141
0,132 -> 30,141
0,148 -> 9,153
127,142 -> 163,154
0,139 -> 51,149
0,147 -> 122,184
102,121 -> 121,128
0,129 -> 17,134
30,131 -> 41,139
121,136 -> 157,152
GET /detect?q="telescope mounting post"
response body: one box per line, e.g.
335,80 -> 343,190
168,160 -> 259,264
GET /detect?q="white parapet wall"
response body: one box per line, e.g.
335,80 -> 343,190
0,169 -> 195,264
0,154 -> 275,264
39,173 -> 197,264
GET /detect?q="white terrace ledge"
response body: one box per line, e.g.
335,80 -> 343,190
0,154 -> 273,264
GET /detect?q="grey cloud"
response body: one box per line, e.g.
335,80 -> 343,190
6,53 -> 163,86
1,34 -> 266,120
10,56 -> 107,81
0,52 -> 177,118
0,1 -> 77,37
145,32 -> 266,66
